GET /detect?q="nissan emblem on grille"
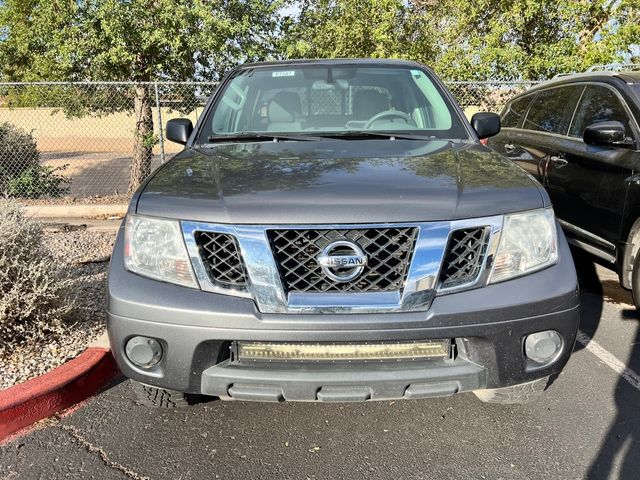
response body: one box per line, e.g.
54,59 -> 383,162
267,227 -> 418,293
316,240 -> 368,283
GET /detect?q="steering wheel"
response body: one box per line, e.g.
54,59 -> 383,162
364,110 -> 412,129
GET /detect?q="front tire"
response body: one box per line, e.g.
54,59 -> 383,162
131,381 -> 191,408
473,376 -> 550,405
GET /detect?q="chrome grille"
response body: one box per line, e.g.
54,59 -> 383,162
195,232 -> 248,287
439,227 -> 489,288
267,228 -> 418,293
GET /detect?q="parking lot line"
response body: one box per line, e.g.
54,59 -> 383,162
576,330 -> 640,391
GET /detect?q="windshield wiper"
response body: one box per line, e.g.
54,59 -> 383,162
206,131 -> 453,143
323,131 -> 440,141
207,132 -> 327,143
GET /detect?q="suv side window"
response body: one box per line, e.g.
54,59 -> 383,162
501,95 -> 532,128
523,86 -> 582,135
569,85 -> 632,138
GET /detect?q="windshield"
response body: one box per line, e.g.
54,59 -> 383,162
198,64 -> 469,142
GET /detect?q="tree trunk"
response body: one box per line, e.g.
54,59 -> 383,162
128,85 -> 154,194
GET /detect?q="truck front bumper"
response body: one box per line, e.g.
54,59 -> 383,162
107,227 -> 580,402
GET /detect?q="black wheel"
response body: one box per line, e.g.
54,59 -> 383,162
473,376 -> 550,405
131,380 -> 191,408
631,255 -> 640,310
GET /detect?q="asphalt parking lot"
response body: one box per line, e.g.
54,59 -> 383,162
1,250 -> 639,480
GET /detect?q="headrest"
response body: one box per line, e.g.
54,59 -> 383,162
268,92 -> 302,123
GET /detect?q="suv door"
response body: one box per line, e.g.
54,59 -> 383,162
490,94 -> 535,173
508,85 -> 582,182
545,84 -> 638,260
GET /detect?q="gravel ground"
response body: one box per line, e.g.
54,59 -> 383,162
0,227 -> 117,390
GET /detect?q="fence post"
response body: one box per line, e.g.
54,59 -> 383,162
154,82 -> 166,164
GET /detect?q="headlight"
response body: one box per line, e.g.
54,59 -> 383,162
489,208 -> 558,283
124,215 -> 198,288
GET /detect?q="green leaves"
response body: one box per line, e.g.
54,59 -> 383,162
0,0 -> 285,83
0,0 -> 637,82
0,0 -> 640,81
281,0 -> 640,80
5,165 -> 70,198
283,0 -> 409,59
0,0 -> 82,81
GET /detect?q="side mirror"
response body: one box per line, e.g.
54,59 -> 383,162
166,118 -> 193,145
583,121 -> 627,147
471,112 -> 501,139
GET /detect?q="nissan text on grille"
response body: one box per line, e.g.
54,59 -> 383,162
108,59 -> 579,407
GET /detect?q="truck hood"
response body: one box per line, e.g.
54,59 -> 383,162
136,139 -> 546,224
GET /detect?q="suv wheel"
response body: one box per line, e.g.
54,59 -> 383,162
631,255 -> 640,310
131,381 -> 191,408
473,376 -> 550,404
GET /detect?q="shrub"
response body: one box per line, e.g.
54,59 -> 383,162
6,165 -> 69,198
0,122 -> 39,177
0,122 -> 69,198
0,200 -> 76,349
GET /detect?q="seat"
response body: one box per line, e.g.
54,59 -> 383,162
267,92 -> 302,132
352,90 -> 390,120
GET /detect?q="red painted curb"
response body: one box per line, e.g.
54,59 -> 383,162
0,347 -> 121,441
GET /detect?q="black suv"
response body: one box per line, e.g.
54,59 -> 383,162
490,68 -> 640,306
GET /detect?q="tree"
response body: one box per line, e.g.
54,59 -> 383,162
282,0 -> 640,80
0,0 -> 81,82
410,0 -> 640,80
0,0 -> 284,193
283,0 -> 415,59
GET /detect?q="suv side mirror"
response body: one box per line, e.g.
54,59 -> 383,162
166,118 -> 193,145
583,121 -> 628,147
471,112 -> 501,139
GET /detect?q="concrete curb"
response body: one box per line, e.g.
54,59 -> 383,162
0,345 -> 121,443
22,204 -> 128,219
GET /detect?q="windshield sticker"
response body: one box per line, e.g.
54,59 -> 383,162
272,71 -> 295,77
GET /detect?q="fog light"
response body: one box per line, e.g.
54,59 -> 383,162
524,330 -> 562,364
125,336 -> 163,368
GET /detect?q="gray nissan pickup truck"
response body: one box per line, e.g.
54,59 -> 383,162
107,59 -> 580,407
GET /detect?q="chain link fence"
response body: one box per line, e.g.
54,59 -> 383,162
0,80 -> 538,200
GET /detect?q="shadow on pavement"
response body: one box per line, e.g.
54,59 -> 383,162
41,151 -> 168,197
586,313 -> 640,479
571,247 -> 603,350
571,247 -> 640,479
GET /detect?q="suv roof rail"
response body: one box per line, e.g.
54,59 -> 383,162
585,63 -> 640,72
552,73 -> 574,79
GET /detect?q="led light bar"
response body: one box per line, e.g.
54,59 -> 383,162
236,340 -> 451,362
